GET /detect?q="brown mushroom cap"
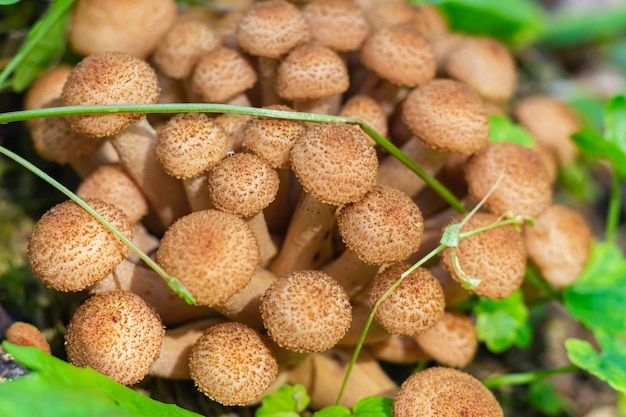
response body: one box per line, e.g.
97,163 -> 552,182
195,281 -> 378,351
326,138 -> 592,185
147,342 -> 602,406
339,94 -> 389,140
523,204 -> 592,288
207,153 -> 280,217
465,142 -> 553,217
260,270 -> 352,353
338,185 -> 424,264
443,36 -> 517,102
189,322 -> 278,406
402,79 -> 489,155
62,52 -> 160,138
191,47 -> 258,103
441,212 -> 527,299
290,123 -> 378,205
303,0 -> 370,51
155,113 -> 230,179
5,322 -> 51,354
236,0 -> 309,58
156,209 -> 261,306
360,23 -> 435,87
369,262 -> 445,336
28,199 -> 133,292
275,44 -> 349,101
415,312 -> 478,368
65,291 -> 164,385
23,65 -> 73,128
394,367 -> 504,417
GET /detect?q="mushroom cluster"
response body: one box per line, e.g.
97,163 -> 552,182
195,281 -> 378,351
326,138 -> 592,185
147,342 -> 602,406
19,0 -> 594,413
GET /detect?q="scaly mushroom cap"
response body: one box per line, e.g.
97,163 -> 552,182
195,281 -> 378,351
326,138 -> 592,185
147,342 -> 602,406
465,142 -> 553,217
155,113 -> 230,179
290,123 -> 378,205
523,204 -> 592,288
24,66 -> 73,128
191,47 -> 258,103
441,212 -> 527,299
360,24 -> 435,87
275,44 -> 349,101
402,79 -> 489,155
156,210 -> 261,306
242,105 -> 306,168
394,367 -> 504,417
153,19 -> 221,79
261,270 -> 352,353
65,291 -> 164,385
62,52 -> 160,138
339,94 -> 388,140
338,186 -> 424,264
28,199 -> 133,292
237,0 -> 309,58
444,36 -> 517,102
303,0 -> 370,51
369,263 -> 445,336
415,312 -> 478,368
189,322 -> 278,406
69,0 -> 176,58
208,153 -> 279,217
5,322 -> 51,354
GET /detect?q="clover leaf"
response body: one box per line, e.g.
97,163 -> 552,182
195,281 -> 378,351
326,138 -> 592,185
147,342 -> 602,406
256,384 -> 310,417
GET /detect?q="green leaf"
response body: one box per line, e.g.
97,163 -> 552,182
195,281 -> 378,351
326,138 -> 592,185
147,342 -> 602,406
527,380 -> 570,416
440,223 -> 461,247
566,331 -> 626,393
0,0 -> 21,5
605,95 -> 626,153
256,384 -> 310,417
571,128 -> 626,179
541,6 -> 626,47
0,342 -> 202,417
313,405 -> 352,417
488,114 -> 535,147
352,396 -> 393,417
474,289 -> 532,353
563,241 -> 626,337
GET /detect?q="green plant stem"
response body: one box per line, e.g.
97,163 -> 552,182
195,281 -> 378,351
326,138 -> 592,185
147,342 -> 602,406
482,365 -> 579,389
0,103 -> 466,212
524,265 -> 561,300
0,145 -> 195,305
605,169 -> 622,244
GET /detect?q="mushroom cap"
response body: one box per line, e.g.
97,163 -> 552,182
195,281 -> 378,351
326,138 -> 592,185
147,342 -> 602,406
360,24 -> 435,87
441,212 -> 527,299
523,204 -> 592,288
275,44 -> 349,101
402,79 -> 489,155
189,322 -> 278,406
76,164 -> 149,224
394,367 -> 504,417
65,291 -> 164,385
155,113 -> 230,179
260,270 -> 352,353
443,36 -> 517,102
338,185 -> 424,264
465,142 -> 553,217
242,105 -> 306,168
369,263 -> 445,336
153,19 -> 221,79
290,123 -> 378,205
415,312 -> 478,368
156,209 -> 261,306
191,47 -> 258,103
28,199 -> 133,292
23,65 -> 73,121
5,322 -> 51,354
68,0 -> 177,59
303,0 -> 370,51
62,52 -> 160,138
237,0 -> 309,58
339,94 -> 388,140
207,153 -> 280,217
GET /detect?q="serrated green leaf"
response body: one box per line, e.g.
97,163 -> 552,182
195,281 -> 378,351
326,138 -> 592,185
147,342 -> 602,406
571,128 -> 626,179
605,95 -> 626,153
313,405 -> 352,417
566,331 -> 626,393
488,114 -> 535,147
563,241 -> 626,337
527,380 -> 570,416
352,396 -> 393,417
474,289 -> 532,353
0,342 -> 202,417
256,384 -> 310,417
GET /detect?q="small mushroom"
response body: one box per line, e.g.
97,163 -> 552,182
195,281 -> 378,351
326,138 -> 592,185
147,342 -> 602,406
5,322 -> 51,354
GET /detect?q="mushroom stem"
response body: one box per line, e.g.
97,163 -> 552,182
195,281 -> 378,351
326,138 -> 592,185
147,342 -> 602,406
321,249 -> 380,298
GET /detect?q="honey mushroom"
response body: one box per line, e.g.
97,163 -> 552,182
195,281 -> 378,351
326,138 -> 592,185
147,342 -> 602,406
5,322 -> 51,354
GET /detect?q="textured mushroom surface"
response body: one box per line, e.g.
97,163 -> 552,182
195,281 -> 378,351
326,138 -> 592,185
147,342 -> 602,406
339,95 -> 388,140
65,291 -> 164,385
189,322 -> 278,406
62,52 -> 160,137
5,322 -> 51,354
156,209 -> 261,306
28,199 -> 133,292
369,263 -> 444,336
394,367 -> 504,417
415,312 -> 478,368
303,0 -> 370,51
261,270 -> 351,353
